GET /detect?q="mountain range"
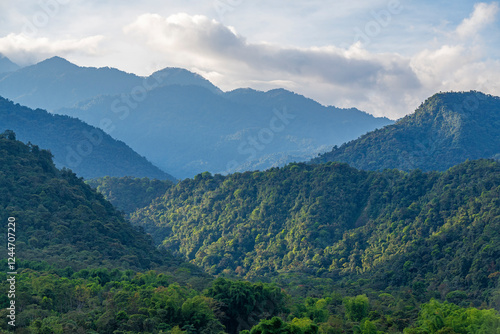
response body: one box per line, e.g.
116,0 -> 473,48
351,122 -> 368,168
60,85 -> 392,178
130,159 -> 500,289
0,55 -> 393,178
0,51 -> 499,332
0,56 -> 220,111
0,96 -> 175,180
312,91 -> 500,171
123,91 -> 500,310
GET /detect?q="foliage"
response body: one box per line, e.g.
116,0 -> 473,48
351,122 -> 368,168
0,268 -> 222,333
0,96 -> 174,180
0,265 -> 497,333
313,91 -> 500,171
0,129 -> 499,333
404,299 -> 500,333
205,278 -> 287,333
0,132 -> 170,270
344,295 -> 369,322
242,316 -> 318,334
130,159 -> 500,310
87,176 -> 173,214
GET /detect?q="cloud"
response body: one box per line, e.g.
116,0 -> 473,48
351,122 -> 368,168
0,33 -> 105,65
456,2 -> 499,39
408,2 -> 500,104
124,13 -> 422,117
411,44 -> 500,95
2,2 -> 500,119
122,8 -> 500,119
125,13 -> 414,88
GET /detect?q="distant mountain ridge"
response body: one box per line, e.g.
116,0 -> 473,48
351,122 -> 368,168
0,56 -> 393,178
0,56 -> 141,111
312,91 -> 500,171
0,96 -> 175,180
0,56 -> 221,111
59,85 -> 392,178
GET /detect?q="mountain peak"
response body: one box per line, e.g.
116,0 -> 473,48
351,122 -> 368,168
412,91 -> 498,118
36,56 -> 78,70
150,67 -> 222,94
312,90 -> 500,171
0,54 -> 20,74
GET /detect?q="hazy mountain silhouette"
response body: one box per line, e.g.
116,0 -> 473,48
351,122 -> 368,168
0,96 -> 175,180
0,54 -> 19,74
0,56 -> 393,178
59,84 -> 392,178
0,56 -> 220,111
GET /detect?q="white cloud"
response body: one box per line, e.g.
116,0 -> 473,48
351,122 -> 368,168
124,13 -> 422,118
408,2 -> 500,105
1,2 -> 500,119
456,2 -> 499,39
0,33 -> 105,65
411,45 -> 500,95
411,45 -> 470,88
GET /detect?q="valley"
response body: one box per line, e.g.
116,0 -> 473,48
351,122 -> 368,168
0,54 -> 499,333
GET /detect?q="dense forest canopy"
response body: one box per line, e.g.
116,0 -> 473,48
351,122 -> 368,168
86,176 -> 174,214
312,91 -> 500,171
130,159 -> 500,310
0,131 -> 171,270
1,90 -> 500,334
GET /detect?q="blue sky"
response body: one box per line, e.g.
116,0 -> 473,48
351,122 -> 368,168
1,1 -> 499,119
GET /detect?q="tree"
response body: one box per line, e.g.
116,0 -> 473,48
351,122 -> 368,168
344,295 -> 369,322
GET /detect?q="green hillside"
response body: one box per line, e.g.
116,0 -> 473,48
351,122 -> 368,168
0,134 -> 290,333
0,96 -> 175,180
0,131 -> 168,270
87,176 -> 174,214
0,126 -> 499,333
312,91 -> 500,171
130,160 -> 500,307
0,131 -> 276,334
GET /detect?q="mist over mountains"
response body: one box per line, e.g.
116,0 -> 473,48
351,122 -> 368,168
0,96 -> 175,180
0,55 -> 392,178
0,56 -> 221,111
0,51 -> 500,333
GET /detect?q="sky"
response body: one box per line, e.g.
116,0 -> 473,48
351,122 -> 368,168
0,0 -> 500,119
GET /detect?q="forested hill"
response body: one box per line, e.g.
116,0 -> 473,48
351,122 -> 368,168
0,131 -> 170,270
86,176 -> 174,214
312,91 -> 500,171
0,135 -> 499,333
130,160 -> 500,303
0,96 -> 175,180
